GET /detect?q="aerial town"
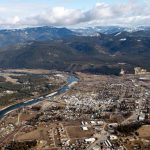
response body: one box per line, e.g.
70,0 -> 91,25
0,68 -> 150,150
0,0 -> 150,149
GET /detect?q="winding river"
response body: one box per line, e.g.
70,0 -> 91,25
0,75 -> 78,119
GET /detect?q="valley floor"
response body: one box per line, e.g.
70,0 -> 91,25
0,71 -> 150,150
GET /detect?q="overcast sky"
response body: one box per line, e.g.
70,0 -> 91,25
0,0 -> 150,28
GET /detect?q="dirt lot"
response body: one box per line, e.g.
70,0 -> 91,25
65,126 -> 93,139
125,140 -> 150,150
3,69 -> 51,74
16,127 -> 49,141
137,125 -> 150,138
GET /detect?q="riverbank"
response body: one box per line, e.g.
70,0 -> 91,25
0,75 -> 78,119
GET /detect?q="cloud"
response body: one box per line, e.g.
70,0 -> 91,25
22,7 -> 84,26
0,1 -> 150,28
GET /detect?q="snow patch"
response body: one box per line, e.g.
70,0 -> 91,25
119,38 -> 126,41
115,32 -> 121,36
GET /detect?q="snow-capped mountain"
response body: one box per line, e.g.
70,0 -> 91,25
72,26 -> 150,36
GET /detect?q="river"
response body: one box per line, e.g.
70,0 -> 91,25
0,75 -> 78,119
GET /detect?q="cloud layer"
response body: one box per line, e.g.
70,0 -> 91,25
0,1 -> 150,28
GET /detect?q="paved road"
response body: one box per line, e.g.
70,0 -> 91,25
121,95 -> 144,124
86,130 -> 109,150
121,110 -> 139,125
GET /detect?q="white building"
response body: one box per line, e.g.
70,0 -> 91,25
82,126 -> 88,131
85,138 -> 95,143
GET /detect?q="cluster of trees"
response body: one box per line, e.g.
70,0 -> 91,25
0,82 -> 22,91
0,92 -> 32,106
26,113 -> 43,126
11,74 -> 60,94
0,74 -> 60,106
11,74 -> 49,84
0,76 -> 6,82
116,122 -> 142,134
0,79 -> 33,106
5,140 -> 37,150
82,65 -> 121,76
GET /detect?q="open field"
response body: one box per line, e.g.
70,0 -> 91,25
2,69 -> 51,74
66,126 -> 93,139
16,127 -> 49,141
137,125 -> 150,138
12,121 -> 94,149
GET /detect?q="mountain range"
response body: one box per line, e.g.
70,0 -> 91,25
0,26 -> 150,75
